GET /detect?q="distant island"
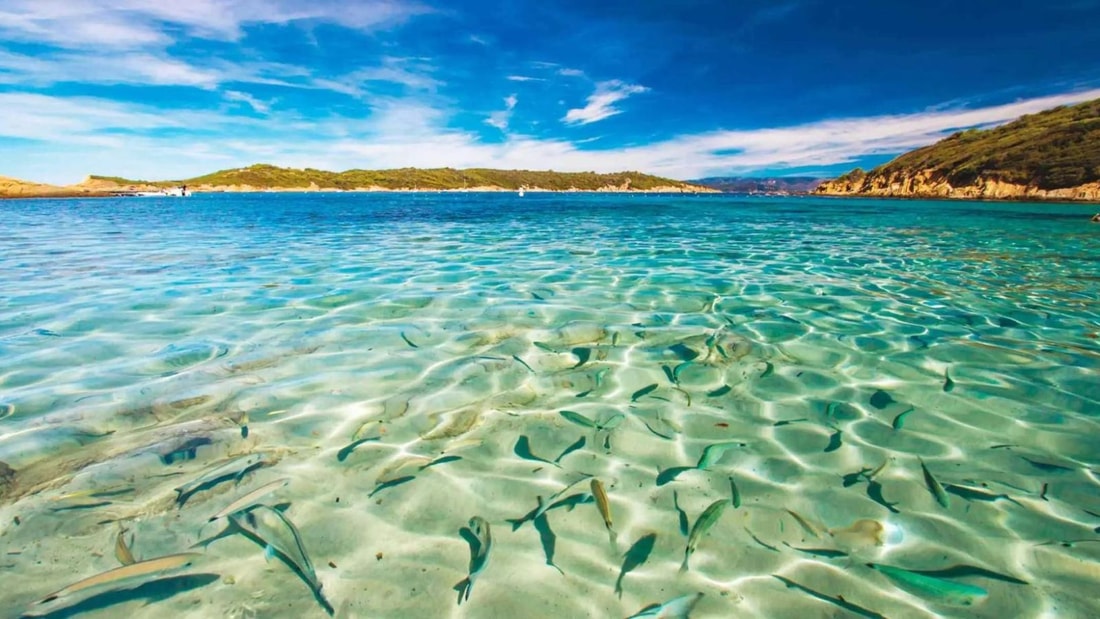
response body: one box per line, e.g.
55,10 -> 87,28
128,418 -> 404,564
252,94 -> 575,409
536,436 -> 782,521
817,97 -> 1100,201
691,176 -> 823,194
0,166 -> 716,199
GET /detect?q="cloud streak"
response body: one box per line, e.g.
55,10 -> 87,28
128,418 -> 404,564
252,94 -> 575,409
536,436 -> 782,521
563,80 -> 649,125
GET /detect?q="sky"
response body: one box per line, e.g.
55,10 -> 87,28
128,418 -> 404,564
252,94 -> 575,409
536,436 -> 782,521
1,0 -> 1098,184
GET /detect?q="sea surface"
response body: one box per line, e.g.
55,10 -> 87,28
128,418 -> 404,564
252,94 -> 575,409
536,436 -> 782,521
1,192 -> 1098,619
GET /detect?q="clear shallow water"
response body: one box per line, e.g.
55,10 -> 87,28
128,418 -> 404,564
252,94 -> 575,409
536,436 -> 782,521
0,192 -> 1098,618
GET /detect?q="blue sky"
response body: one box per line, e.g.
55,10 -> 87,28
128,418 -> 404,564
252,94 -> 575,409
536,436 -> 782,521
1,0 -> 1098,184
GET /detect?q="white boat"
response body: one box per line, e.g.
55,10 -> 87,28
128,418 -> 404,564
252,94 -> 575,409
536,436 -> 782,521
518,187 -> 525,197
133,185 -> 191,197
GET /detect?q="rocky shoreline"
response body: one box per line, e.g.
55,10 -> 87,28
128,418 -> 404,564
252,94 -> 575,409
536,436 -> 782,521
815,170 -> 1100,202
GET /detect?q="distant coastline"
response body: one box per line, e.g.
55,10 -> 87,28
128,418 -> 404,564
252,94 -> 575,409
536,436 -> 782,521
1,165 -> 718,199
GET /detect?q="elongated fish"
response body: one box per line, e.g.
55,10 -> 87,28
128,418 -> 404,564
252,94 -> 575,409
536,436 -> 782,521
231,505 -> 333,614
590,479 -> 618,549
35,553 -> 202,606
454,516 -> 492,604
868,563 -> 988,606
510,476 -> 592,529
919,458 -> 950,508
785,509 -> 823,539
627,592 -> 704,618
207,478 -> 290,523
115,527 -> 136,565
695,441 -> 746,470
174,453 -> 269,506
616,533 -> 657,598
773,575 -> 886,619
681,499 -> 729,572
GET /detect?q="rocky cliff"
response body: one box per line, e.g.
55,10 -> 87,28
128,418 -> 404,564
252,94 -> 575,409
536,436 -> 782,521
817,97 -> 1100,202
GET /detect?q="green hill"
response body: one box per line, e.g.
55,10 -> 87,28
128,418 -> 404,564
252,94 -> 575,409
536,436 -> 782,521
817,97 -> 1100,200
102,165 -> 711,192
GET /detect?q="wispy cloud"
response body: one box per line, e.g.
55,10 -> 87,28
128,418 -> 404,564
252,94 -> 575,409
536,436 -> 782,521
563,80 -> 649,125
225,90 -> 271,114
506,75 -> 543,82
485,94 -> 518,130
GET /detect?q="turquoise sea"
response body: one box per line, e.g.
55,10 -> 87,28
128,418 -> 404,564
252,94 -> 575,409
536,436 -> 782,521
1,192 -> 1098,618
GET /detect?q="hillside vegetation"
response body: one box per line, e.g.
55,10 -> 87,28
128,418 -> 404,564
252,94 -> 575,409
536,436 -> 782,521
819,97 -> 1100,200
100,165 -> 708,191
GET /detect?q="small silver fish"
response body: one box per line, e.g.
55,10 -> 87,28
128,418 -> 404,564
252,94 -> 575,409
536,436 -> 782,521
231,504 -> 333,614
681,499 -> 729,572
35,553 -> 201,606
174,453 -> 269,506
627,592 -> 704,618
207,478 -> 289,523
455,516 -> 492,604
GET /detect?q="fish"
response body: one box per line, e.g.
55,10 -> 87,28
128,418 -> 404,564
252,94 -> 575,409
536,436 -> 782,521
560,410 -> 597,428
772,575 -> 886,619
627,592 -> 704,618
115,527 -> 136,565
590,479 -> 618,549
773,417 -> 808,427
509,477 -> 592,530
944,483 -> 1022,505
919,458 -> 950,508
906,564 -> 1028,585
159,437 -> 213,465
512,355 -> 535,373
673,491 -> 690,536
554,436 -> 586,464
643,418 -> 678,441
369,475 -> 416,497
207,478 -> 290,523
532,514 -> 565,575
174,453 -> 270,506
240,412 -> 249,439
869,390 -> 895,410
681,499 -> 729,572
782,542 -> 848,559
669,343 -> 699,361
728,476 -> 742,508
672,361 -> 695,384
1020,456 -> 1074,474
506,492 -> 594,530
695,441 -> 746,470
943,368 -> 955,392
656,466 -> 694,487
454,516 -> 492,604
706,385 -> 731,398
231,505 -> 333,614
571,347 -> 592,368
824,429 -> 843,453
631,383 -> 659,402
785,509 -> 822,539
420,455 -> 462,470
891,407 -> 914,430
400,331 -> 418,348
866,480 -> 900,513
35,553 -> 202,606
533,341 -> 557,353
759,361 -> 774,378
745,528 -> 779,552
661,365 -> 676,384
513,435 -> 557,467
868,563 -> 988,606
615,533 -> 657,598
336,436 -> 381,462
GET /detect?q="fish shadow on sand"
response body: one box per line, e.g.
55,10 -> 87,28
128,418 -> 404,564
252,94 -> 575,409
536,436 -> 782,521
453,525 -> 482,605
20,574 -> 219,619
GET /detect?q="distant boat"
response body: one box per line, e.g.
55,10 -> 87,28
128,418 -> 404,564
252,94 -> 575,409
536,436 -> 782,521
518,187 -> 525,197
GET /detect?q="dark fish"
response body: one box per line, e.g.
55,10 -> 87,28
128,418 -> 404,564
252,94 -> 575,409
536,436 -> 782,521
571,347 -> 591,369
943,369 -> 955,392
400,332 -> 418,348
554,436 -> 586,464
369,475 -> 415,498
920,458 -> 950,508
532,514 -> 565,575
866,480 -> 900,513
631,384 -> 659,402
533,341 -> 557,353
868,563 -> 988,605
706,385 -> 732,397
773,418 -> 808,427
673,491 -> 689,536
559,410 -> 597,428
772,575 -> 887,619
782,542 -> 848,559
892,407 -> 914,430
336,436 -> 381,462
843,468 -> 872,488
745,528 -> 779,552
824,429 -> 843,453
661,365 -> 676,384
512,355 -> 535,373
642,419 -> 676,441
668,343 -> 698,361
672,361 -> 694,384
869,390 -> 895,410
656,466 -> 694,487
419,455 -> 462,470
908,564 -> 1028,586
507,493 -> 595,530
615,533 -> 657,598
1039,482 -> 1049,501
729,476 -> 741,508
50,500 -> 111,512
159,437 -> 212,465
760,361 -> 774,378
174,454 -> 269,507
1020,457 -> 1074,474
513,436 -> 556,466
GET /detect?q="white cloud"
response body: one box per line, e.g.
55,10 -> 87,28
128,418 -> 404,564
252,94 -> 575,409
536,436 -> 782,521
4,88 -> 1099,185
563,80 -> 649,125
485,94 -> 518,130
506,75 -> 543,82
224,90 -> 271,113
